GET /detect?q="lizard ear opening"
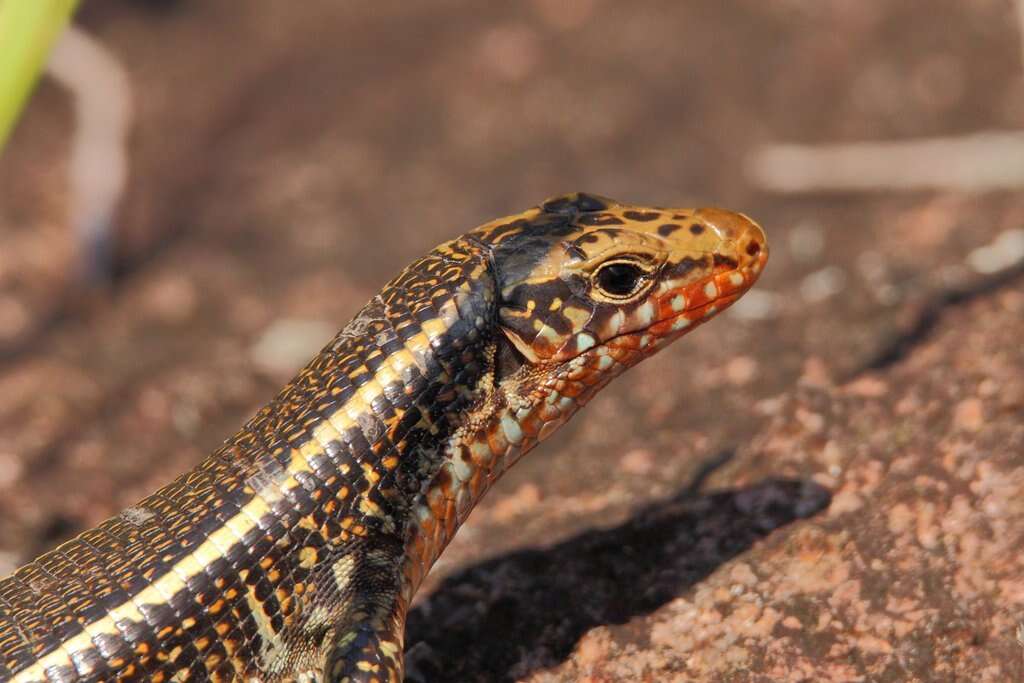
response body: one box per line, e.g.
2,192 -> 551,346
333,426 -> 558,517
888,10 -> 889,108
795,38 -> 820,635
495,331 -> 533,383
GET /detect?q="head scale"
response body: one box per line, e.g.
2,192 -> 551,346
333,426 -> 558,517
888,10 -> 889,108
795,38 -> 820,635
403,192 -> 767,593
471,192 -> 767,373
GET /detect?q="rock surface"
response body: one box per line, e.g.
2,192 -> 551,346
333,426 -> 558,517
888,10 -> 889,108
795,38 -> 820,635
1,2 -> 1023,681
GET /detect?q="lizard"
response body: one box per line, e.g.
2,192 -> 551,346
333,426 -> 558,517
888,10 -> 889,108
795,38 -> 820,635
0,193 -> 767,682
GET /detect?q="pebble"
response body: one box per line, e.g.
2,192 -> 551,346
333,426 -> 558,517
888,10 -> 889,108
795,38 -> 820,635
250,318 -> 335,375
966,229 -> 1024,274
952,397 -> 984,432
725,356 -> 758,386
619,448 -> 655,475
800,266 -> 846,304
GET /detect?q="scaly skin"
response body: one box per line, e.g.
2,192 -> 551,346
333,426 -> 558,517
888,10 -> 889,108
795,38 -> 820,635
0,193 -> 767,682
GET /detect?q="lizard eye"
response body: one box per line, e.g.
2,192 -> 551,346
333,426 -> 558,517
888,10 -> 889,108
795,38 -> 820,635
594,261 -> 646,298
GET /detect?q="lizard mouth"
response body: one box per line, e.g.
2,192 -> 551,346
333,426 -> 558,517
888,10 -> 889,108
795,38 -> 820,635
588,251 -> 768,371
647,245 -> 766,332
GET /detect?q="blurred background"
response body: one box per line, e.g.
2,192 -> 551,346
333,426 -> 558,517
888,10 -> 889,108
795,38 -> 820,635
1,2 -> 1023,681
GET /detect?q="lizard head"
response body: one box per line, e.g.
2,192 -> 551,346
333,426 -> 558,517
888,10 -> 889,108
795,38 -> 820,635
471,192 -> 768,439
401,193 -> 768,592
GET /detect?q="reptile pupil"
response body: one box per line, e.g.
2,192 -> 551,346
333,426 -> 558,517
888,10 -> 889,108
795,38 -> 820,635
596,262 -> 643,297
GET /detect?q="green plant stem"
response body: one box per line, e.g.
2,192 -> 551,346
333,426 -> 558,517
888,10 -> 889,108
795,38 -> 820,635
0,0 -> 79,152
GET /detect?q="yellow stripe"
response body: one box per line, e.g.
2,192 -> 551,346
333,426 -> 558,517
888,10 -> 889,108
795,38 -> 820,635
384,347 -> 418,387
311,417 -> 342,448
11,311 -> 455,681
355,377 -> 385,410
420,317 -> 448,340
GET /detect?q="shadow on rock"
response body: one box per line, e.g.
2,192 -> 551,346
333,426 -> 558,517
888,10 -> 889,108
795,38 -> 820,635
405,475 -> 831,682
